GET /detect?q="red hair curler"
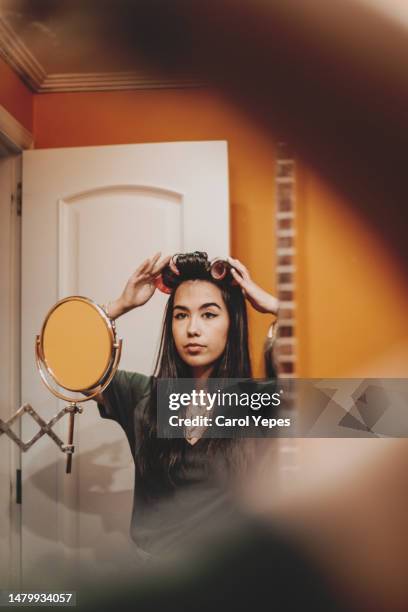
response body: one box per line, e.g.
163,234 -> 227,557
154,254 -> 239,294
154,274 -> 172,294
210,257 -> 239,286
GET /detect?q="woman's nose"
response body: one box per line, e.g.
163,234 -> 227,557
187,316 -> 201,336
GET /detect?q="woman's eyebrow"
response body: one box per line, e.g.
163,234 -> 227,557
199,302 -> 221,310
173,302 -> 222,311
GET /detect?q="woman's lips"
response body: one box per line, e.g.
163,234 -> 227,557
185,344 -> 205,353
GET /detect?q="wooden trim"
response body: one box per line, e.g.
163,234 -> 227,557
0,105 -> 33,151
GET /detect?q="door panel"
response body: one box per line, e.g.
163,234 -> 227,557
58,185 -> 182,373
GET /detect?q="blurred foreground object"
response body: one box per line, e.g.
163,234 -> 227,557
48,0 -> 408,275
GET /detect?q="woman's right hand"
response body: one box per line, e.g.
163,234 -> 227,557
108,252 -> 172,319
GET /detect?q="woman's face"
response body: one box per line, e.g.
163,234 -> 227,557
172,280 -> 230,376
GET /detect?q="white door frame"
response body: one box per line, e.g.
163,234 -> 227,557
0,104 -> 33,589
0,105 -> 33,153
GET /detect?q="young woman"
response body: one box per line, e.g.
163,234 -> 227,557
97,251 -> 279,560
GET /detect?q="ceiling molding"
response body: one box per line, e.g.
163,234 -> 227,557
40,72 -> 205,93
0,17 -> 46,90
0,104 -> 34,150
0,16 -> 204,93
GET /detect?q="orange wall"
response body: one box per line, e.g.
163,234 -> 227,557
296,167 -> 408,376
33,88 -> 408,376
0,56 -> 33,132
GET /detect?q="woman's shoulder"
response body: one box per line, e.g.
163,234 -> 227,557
98,369 -> 153,425
114,369 -> 153,397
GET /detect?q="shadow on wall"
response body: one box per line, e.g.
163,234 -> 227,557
20,427 -> 147,588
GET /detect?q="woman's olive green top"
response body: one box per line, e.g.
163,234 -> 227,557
97,370 -> 244,561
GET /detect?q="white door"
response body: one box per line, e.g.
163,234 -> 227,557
21,141 -> 229,586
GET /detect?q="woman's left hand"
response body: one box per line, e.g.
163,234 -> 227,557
227,256 -> 279,315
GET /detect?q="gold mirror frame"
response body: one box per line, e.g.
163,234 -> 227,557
36,296 -> 122,402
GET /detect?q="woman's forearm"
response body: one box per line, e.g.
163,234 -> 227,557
269,296 -> 280,316
105,298 -> 130,320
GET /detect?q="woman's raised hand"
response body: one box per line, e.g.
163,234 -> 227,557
109,252 -> 172,319
227,256 -> 279,315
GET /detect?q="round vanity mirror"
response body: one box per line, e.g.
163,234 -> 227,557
36,296 -> 122,401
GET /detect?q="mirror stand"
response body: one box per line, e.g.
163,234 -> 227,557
33,296 -> 122,474
63,402 -> 83,474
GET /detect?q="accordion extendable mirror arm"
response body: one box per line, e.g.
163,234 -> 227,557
0,402 -> 83,463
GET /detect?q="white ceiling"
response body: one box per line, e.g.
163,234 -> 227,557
0,0 -> 202,92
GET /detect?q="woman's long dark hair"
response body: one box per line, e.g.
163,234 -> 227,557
136,251 -> 253,500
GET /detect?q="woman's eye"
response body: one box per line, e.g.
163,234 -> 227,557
174,312 -> 217,320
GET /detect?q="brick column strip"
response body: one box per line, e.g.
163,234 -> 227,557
275,143 -> 297,378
